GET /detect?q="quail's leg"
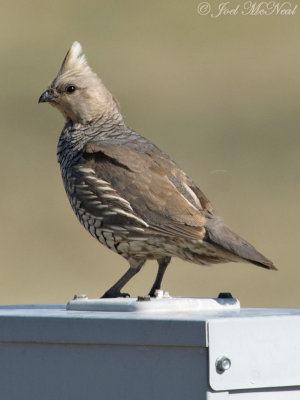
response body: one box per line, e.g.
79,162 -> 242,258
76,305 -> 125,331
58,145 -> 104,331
149,256 -> 171,297
101,259 -> 146,298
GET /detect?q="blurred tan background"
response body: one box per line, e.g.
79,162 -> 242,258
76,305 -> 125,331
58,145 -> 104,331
0,0 -> 299,307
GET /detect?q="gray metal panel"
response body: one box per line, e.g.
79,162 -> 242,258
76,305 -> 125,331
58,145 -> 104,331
0,342 -> 208,400
0,305 -> 208,347
0,304 -> 299,348
208,315 -> 300,391
0,303 -> 300,398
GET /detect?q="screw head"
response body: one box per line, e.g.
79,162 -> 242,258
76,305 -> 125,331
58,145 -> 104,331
216,356 -> 231,373
73,294 -> 88,300
137,296 -> 151,302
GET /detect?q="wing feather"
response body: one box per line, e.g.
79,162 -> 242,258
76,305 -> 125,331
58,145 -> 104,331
76,140 -> 209,240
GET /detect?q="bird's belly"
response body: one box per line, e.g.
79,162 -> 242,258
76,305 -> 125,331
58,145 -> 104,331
71,203 -> 212,262
75,207 -> 177,259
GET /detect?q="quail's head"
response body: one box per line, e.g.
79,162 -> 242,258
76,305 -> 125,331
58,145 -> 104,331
38,42 -> 118,124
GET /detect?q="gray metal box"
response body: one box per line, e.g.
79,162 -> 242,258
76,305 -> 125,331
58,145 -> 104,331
0,297 -> 299,399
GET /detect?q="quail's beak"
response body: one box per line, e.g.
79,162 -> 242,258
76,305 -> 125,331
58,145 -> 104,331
38,90 -> 57,104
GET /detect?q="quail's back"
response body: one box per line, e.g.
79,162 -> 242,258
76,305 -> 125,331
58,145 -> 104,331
39,42 -> 276,298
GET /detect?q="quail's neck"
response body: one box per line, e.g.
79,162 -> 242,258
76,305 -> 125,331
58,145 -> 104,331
59,110 -> 127,151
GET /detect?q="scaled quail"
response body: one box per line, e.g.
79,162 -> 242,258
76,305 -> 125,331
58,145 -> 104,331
39,42 -> 276,298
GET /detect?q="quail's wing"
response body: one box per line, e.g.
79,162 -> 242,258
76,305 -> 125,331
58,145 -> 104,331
147,148 -> 214,215
69,141 -> 211,240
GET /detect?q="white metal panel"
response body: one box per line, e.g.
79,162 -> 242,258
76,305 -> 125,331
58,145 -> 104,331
227,390 -> 300,400
67,296 -> 240,312
208,315 -> 300,391
207,392 -> 229,399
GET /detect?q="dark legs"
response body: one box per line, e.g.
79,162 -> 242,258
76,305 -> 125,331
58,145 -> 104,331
101,256 -> 172,298
148,256 -> 171,297
101,259 -> 146,298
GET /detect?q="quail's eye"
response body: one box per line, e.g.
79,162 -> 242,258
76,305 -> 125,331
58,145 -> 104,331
66,85 -> 76,93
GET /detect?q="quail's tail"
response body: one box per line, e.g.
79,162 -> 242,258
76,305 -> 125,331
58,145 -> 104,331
204,215 -> 277,270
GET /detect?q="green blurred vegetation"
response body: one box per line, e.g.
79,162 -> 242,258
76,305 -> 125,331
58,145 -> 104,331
0,0 -> 299,307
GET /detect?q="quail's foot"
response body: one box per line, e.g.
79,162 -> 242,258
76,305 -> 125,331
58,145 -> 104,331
101,290 -> 130,299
